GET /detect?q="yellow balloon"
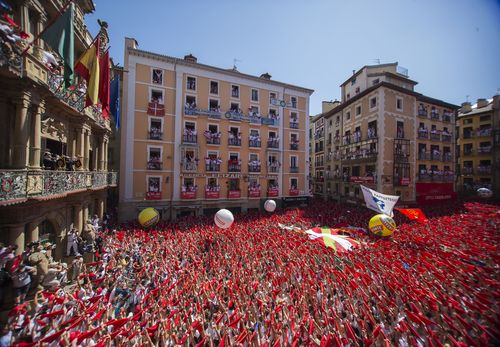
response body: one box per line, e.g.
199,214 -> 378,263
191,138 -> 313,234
368,214 -> 397,237
138,208 -> 160,228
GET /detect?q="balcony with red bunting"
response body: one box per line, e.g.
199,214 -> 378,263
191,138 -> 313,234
146,191 -> 162,200
228,190 -> 241,199
289,189 -> 299,196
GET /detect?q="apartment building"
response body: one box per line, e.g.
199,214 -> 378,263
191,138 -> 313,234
456,96 -> 500,195
312,63 -> 458,205
0,1 -> 116,257
119,38 -> 313,220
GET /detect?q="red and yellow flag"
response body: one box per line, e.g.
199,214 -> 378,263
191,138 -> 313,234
396,208 -> 428,224
74,38 -> 100,106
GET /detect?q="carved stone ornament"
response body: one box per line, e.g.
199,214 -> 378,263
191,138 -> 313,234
41,115 -> 67,142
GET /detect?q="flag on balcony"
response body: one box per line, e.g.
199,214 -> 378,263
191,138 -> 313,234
41,3 -> 74,88
98,49 -> 110,118
74,37 -> 100,106
360,185 -> 399,217
147,101 -> 165,116
395,208 -> 429,224
110,76 -> 120,128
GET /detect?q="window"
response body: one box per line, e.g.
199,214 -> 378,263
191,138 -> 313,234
231,85 -> 240,98
397,121 -> 404,138
250,153 -> 259,162
187,77 -> 196,90
290,178 -> 298,190
290,156 -> 298,167
290,112 -> 298,122
230,103 -> 240,112
251,89 -> 259,102
269,92 -> 276,101
291,96 -> 297,108
150,89 -> 164,103
370,97 -> 377,109
250,129 -> 259,137
355,105 -> 361,116
185,121 -> 196,132
269,109 -> 278,118
208,124 -> 218,133
148,177 -> 161,192
209,99 -> 219,111
148,147 -> 161,161
249,106 -> 259,116
210,81 -> 219,95
396,97 -> 403,111
351,78 -> 356,85
372,78 -> 380,85
479,115 -> 491,122
346,111 -> 351,121
152,69 -> 163,84
463,118 -> 472,125
183,178 -> 195,190
185,95 -> 196,108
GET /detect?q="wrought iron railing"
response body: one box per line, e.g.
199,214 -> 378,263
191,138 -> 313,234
0,170 -> 117,205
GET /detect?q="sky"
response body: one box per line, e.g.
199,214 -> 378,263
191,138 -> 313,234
87,0 -> 500,115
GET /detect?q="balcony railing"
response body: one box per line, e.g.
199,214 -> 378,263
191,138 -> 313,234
146,191 -> 162,200
147,160 -> 163,170
442,153 -> 452,162
463,149 -> 474,156
418,110 -> 428,118
477,128 -> 492,137
442,114 -> 452,122
0,170 -> 117,205
462,167 -> 473,175
342,149 -> 378,161
441,133 -> 452,142
228,190 -> 241,199
267,139 -> 280,149
183,134 -> 198,144
149,130 -> 163,140
289,189 -> 299,196
267,188 -> 279,197
418,152 -> 430,160
290,166 -> 299,173
267,165 -> 280,173
430,132 -> 441,141
418,129 -> 429,139
228,162 -> 241,172
205,136 -> 221,145
228,138 -> 242,146
418,173 -> 454,182
290,122 -> 299,129
478,146 -> 492,154
205,163 -> 220,172
431,152 -> 442,161
430,112 -> 440,120
248,189 -> 261,198
290,143 -> 299,150
205,189 -> 220,199
248,165 -> 261,173
181,160 -> 198,172
249,139 -> 261,148
181,191 -> 196,199
477,166 -> 492,175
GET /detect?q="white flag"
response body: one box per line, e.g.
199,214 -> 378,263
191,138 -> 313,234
360,185 -> 399,217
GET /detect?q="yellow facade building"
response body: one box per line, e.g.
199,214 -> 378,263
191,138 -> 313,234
0,1 -> 116,257
119,38 -> 313,220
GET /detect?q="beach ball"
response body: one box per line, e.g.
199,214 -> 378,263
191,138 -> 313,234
138,208 -> 160,228
477,187 -> 493,198
214,209 -> 234,229
264,199 -> 276,213
368,214 -> 397,237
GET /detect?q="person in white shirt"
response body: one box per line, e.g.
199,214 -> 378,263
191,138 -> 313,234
66,229 -> 79,256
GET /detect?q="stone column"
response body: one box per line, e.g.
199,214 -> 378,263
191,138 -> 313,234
9,224 -> 25,255
98,198 -> 105,219
27,221 -> 39,243
76,128 -> 84,170
84,130 -> 90,170
99,137 -> 105,171
29,100 -> 44,169
74,204 -> 83,232
93,144 -> 99,171
104,140 -> 109,171
83,204 -> 89,225
13,93 -> 31,169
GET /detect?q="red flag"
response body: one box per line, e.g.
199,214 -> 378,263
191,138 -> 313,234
75,38 -> 100,107
40,329 -> 66,343
98,49 -> 110,118
77,327 -> 100,344
396,208 -> 428,224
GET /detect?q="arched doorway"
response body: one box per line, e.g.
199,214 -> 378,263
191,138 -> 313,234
38,220 -> 57,245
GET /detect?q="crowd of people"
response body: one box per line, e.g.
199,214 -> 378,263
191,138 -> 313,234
1,200 -> 498,346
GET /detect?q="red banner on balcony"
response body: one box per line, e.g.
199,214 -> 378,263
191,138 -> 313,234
416,183 -> 456,205
146,191 -> 162,200
147,101 -> 165,116
248,190 -> 261,198
267,189 -> 279,197
400,177 -> 410,186
350,176 -> 375,184
205,191 -> 220,199
228,190 -> 241,199
289,189 -> 299,196
181,191 -> 196,199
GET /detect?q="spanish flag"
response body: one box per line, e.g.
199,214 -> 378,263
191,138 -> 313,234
74,38 -> 100,106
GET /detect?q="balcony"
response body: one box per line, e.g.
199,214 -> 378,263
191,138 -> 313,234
290,121 -> 299,129
228,138 -> 241,146
463,149 -> 474,156
418,110 -> 428,118
289,189 -> 299,196
334,136 -> 340,144
147,160 -> 163,170
183,134 -> 198,144
248,165 -> 261,173
146,191 -> 162,200
267,165 -> 280,173
418,129 -> 429,139
228,161 -> 241,172
394,177 -> 411,186
418,152 -> 430,160
0,170 -> 117,205
267,139 -> 280,149
228,190 -> 241,199
290,143 -> 299,150
205,163 -> 221,172
442,114 -> 452,122
418,172 -> 454,182
349,176 -> 376,184
430,132 -> 441,141
248,189 -> 261,198
290,166 -> 299,173
184,106 -> 222,119
463,132 -> 473,139
205,134 -> 221,145
181,160 -> 198,172
249,139 -> 261,148
342,149 -> 378,161
442,153 -> 452,162
478,146 -> 492,154
181,191 -> 196,199
462,167 -> 473,175
441,133 -> 452,142
430,112 -> 440,121
148,130 -> 163,141
205,189 -> 220,199
267,188 -> 279,197
477,128 -> 492,137
477,166 -> 492,175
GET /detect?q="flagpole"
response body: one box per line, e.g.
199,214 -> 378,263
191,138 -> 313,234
21,0 -> 75,56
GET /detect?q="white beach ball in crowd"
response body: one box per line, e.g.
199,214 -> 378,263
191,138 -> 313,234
477,187 -> 493,198
264,199 -> 277,213
214,209 -> 234,229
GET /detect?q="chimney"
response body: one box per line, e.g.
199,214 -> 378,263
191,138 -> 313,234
125,37 -> 138,49
461,102 -> 472,113
476,98 -> 488,108
260,73 -> 272,80
184,54 -> 197,63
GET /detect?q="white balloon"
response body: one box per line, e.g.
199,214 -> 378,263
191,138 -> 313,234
477,187 -> 493,198
214,209 -> 234,229
264,199 -> 276,212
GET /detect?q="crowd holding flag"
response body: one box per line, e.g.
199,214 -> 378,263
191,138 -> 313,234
396,208 -> 429,224
360,185 -> 399,217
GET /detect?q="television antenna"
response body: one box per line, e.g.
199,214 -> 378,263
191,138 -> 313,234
233,58 -> 241,70
373,58 -> 381,65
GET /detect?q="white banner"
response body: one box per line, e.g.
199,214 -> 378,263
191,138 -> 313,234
360,185 -> 399,217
